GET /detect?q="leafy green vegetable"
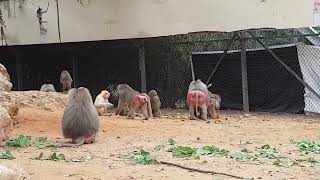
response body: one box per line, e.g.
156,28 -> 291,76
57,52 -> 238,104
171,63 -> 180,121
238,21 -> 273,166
172,146 -> 197,158
255,144 -> 279,159
154,145 -> 165,151
0,151 -> 15,160
46,153 -> 66,161
129,149 -> 158,165
294,139 -> 320,155
6,135 -> 32,147
33,137 -> 57,149
228,153 -> 258,162
273,158 -> 301,168
196,145 -> 230,156
168,138 -> 176,146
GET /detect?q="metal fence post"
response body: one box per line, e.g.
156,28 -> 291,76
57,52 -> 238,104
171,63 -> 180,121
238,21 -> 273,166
190,54 -> 195,81
240,34 -> 250,112
139,43 -> 147,93
72,55 -> 78,88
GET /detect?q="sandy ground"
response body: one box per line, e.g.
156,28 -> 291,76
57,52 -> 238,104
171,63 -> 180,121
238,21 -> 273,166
2,107 -> 320,180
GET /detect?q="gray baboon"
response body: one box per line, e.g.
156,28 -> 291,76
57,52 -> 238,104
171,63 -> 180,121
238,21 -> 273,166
207,91 -> 221,119
148,90 -> 161,117
60,70 -> 73,93
58,87 -> 99,147
40,84 -> 56,92
187,79 -> 210,120
116,84 -> 152,120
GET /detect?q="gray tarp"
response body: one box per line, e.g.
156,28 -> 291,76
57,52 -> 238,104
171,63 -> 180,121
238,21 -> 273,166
297,44 -> 320,114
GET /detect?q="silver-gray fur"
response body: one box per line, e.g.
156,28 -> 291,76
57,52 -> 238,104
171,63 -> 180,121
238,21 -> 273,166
148,90 -> 161,117
187,79 -> 210,120
62,87 -> 99,140
116,84 -> 153,119
115,84 -> 135,116
40,84 -> 56,92
60,70 -> 73,93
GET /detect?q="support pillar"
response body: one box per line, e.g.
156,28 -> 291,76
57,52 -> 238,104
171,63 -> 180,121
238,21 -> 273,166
139,44 -> 146,92
72,55 -> 78,88
240,35 -> 250,112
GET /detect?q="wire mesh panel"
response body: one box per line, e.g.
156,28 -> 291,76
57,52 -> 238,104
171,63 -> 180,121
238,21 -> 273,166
245,45 -> 305,113
192,51 -> 243,110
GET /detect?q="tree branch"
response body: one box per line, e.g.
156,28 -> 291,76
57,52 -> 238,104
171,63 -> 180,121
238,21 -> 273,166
160,161 -> 243,179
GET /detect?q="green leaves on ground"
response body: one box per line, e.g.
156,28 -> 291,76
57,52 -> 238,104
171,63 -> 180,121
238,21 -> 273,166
33,137 -> 57,149
196,145 -> 230,156
32,152 -> 66,161
172,146 -> 197,158
255,144 -> 279,159
293,139 -> 320,155
46,153 -> 66,161
0,151 -> 15,160
154,145 -> 165,151
129,149 -> 158,165
6,135 -> 56,149
168,138 -> 176,146
228,153 -> 258,162
6,135 -> 32,147
172,145 -> 230,158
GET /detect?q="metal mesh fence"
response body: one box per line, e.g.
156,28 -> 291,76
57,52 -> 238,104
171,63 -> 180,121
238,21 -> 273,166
144,29 -> 320,114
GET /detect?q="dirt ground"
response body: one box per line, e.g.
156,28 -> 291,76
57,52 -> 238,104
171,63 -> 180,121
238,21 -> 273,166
2,107 -> 320,180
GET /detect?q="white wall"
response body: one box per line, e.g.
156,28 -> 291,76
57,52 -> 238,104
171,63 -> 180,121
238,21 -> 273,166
0,0 -> 314,45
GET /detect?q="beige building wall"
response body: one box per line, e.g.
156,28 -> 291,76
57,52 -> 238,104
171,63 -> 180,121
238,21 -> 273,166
1,0 -> 314,45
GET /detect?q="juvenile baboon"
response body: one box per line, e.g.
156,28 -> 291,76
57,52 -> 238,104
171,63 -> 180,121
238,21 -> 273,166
187,79 -> 210,120
148,90 -> 161,117
60,70 -> 73,93
116,84 -> 152,120
196,92 -> 221,119
207,92 -> 221,119
40,84 -> 56,92
59,87 -> 99,147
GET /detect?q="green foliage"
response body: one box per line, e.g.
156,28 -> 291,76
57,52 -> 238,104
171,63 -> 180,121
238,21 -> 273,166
293,139 -> 320,155
172,146 -> 197,158
0,151 -> 15,160
168,138 -> 176,146
46,153 -> 66,161
33,137 -> 57,149
129,149 -> 158,165
196,145 -> 230,156
154,145 -> 165,151
6,135 -> 32,148
255,144 -> 279,159
228,153 -> 258,162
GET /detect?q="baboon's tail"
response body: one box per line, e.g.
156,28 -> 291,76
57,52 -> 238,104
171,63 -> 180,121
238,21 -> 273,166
147,96 -> 153,118
195,91 -> 199,117
56,136 -> 86,148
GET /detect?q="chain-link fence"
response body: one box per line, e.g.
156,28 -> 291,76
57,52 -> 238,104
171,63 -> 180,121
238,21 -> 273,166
144,29 -> 320,114
1,28 -> 319,114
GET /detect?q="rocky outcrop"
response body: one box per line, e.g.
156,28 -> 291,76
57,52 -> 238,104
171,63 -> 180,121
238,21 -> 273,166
0,63 -> 17,146
0,64 -> 10,81
11,91 -> 67,111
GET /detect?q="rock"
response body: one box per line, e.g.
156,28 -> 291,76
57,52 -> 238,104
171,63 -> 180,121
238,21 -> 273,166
0,64 -> 17,146
0,75 -> 12,92
0,63 -> 10,81
0,92 -> 18,117
10,91 -> 67,111
0,63 -> 12,92
0,163 -> 29,180
0,106 -> 13,146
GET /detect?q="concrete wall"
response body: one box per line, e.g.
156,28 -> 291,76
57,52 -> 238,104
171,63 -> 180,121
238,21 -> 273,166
0,0 -> 314,45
